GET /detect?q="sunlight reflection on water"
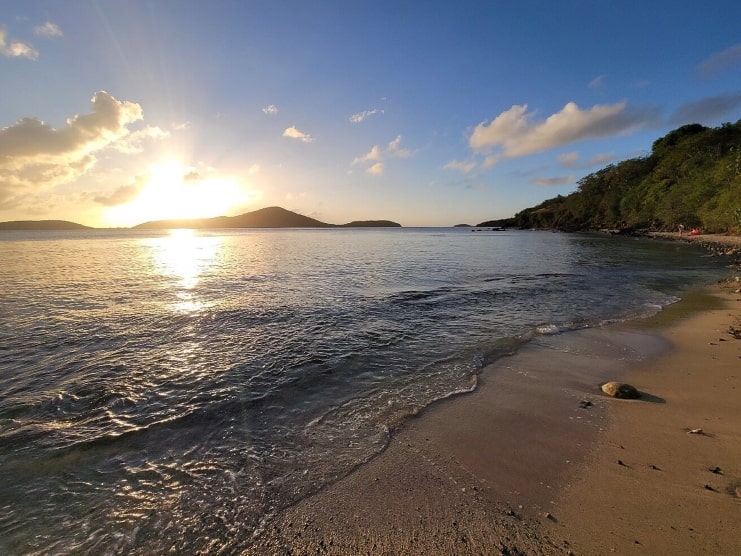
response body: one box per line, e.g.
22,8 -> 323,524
145,229 -> 224,313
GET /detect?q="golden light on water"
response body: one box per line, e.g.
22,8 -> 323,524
148,228 -> 224,313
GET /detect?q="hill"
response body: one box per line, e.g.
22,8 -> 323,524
0,220 -> 91,231
504,120 -> 741,234
133,206 -> 332,229
133,207 -> 401,229
340,220 -> 401,228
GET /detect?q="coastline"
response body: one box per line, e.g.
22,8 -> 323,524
646,231 -> 741,256
246,276 -> 740,554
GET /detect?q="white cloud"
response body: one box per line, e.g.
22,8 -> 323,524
349,108 -> 383,123
282,125 -> 314,143
0,27 -> 38,59
697,43 -> 741,76
0,91 -> 145,207
263,104 -> 278,115
558,151 -> 579,168
113,125 -> 169,154
444,159 -> 477,174
469,101 -> 654,158
248,163 -> 260,174
34,22 -> 63,38
387,135 -> 412,158
352,145 -> 382,165
352,135 -> 413,174
367,162 -> 384,175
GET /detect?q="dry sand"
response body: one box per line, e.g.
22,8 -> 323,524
246,277 -> 741,555
549,283 -> 741,555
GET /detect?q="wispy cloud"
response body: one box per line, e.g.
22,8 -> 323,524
34,22 -> 63,38
0,27 -> 38,59
367,162 -> 384,175
387,135 -> 412,158
558,152 -> 579,168
349,108 -> 383,123
443,159 -> 477,174
531,175 -> 575,186
352,136 -> 413,175
697,43 -> 741,76
669,92 -> 741,125
352,145 -> 382,165
262,104 -> 278,115
469,101 -> 657,158
282,125 -> 314,143
588,75 -> 604,89
557,151 -> 615,169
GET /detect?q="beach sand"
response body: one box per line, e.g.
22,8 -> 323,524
247,279 -> 741,555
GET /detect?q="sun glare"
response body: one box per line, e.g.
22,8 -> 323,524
104,159 -> 252,226
145,228 -> 224,313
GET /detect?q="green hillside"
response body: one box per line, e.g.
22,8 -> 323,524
508,120 -> 741,233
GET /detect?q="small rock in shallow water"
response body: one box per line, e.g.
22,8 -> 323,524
601,381 -> 641,399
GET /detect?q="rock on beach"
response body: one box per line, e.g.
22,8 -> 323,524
601,381 -> 641,399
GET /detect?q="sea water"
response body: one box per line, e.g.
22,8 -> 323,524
0,228 -> 731,553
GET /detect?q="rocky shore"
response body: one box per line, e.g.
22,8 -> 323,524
646,231 -> 741,262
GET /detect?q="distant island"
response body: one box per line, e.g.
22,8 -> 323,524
0,220 -> 92,231
0,207 -> 401,231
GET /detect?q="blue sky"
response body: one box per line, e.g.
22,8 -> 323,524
1,1 -> 740,227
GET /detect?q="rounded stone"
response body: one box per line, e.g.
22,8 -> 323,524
601,381 -> 641,399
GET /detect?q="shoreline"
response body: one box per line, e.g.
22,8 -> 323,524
245,279 -> 740,554
645,231 -> 741,257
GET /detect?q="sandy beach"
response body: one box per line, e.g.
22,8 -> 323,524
247,252 -> 741,554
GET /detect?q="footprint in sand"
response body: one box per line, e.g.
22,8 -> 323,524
725,481 -> 741,502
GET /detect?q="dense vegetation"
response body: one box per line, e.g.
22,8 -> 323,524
502,120 -> 741,234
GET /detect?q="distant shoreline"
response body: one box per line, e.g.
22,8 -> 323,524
0,207 -> 401,231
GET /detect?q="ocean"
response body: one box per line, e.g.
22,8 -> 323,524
0,227 -> 732,554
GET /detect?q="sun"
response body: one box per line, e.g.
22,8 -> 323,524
103,160 -> 253,226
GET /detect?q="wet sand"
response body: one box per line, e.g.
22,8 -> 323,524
246,278 -> 741,555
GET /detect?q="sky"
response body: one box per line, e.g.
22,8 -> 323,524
1,1 -> 740,228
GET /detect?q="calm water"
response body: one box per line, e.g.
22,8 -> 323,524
0,228 -> 731,553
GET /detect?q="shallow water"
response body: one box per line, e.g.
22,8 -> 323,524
0,228 -> 731,553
